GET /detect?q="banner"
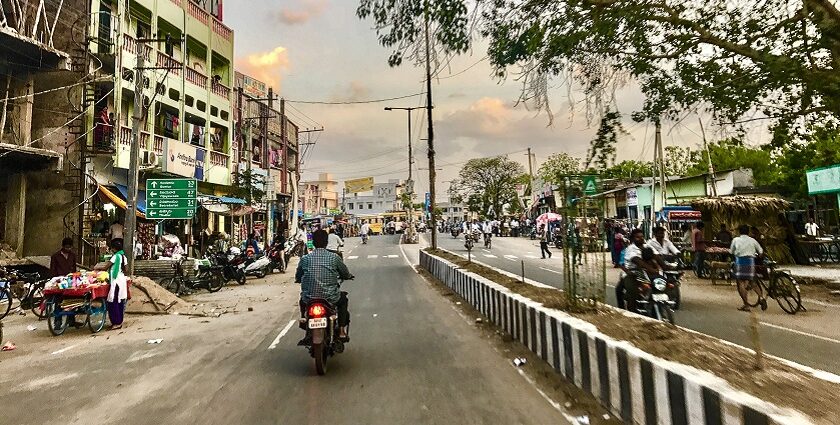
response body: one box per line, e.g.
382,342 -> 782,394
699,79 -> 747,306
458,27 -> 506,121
345,177 -> 374,193
626,188 -> 638,206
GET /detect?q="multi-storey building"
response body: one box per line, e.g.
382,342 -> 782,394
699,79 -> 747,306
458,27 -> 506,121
342,180 -> 404,215
233,72 -> 300,241
0,0 -> 87,258
299,173 -> 340,217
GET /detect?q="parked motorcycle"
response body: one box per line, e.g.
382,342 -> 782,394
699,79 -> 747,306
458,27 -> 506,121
244,251 -> 270,279
483,232 -> 492,249
284,238 -> 308,264
161,256 -> 225,295
552,228 -> 564,249
301,278 -> 353,375
209,247 -> 247,285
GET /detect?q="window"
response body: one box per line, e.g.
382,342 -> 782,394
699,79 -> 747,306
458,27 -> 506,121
368,203 -> 373,209
348,203 -> 354,210
358,204 -> 363,210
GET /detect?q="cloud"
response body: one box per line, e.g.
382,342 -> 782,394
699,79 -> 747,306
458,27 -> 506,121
329,81 -> 371,102
276,0 -> 328,25
235,46 -> 290,90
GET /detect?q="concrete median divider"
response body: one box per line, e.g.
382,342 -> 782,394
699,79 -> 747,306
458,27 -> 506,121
420,250 -> 815,425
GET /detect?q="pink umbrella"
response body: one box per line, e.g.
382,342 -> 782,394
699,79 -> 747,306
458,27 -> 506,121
536,212 -> 562,225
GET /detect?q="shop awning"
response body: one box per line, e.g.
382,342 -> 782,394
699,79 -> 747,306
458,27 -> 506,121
115,184 -> 147,213
198,193 -> 250,216
98,185 -> 146,219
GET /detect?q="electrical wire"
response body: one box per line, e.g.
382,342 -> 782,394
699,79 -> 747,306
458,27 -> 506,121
286,92 -> 425,105
0,76 -> 111,102
285,102 -> 322,129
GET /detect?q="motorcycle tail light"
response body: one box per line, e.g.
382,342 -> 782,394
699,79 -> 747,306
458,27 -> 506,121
640,283 -> 650,292
308,304 -> 327,318
667,283 -> 675,289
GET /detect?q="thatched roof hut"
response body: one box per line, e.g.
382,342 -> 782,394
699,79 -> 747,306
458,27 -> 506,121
690,196 -> 795,263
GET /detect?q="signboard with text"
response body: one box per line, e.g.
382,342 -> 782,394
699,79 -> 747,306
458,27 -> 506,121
146,179 -> 197,219
806,164 -> 840,195
582,175 -> 598,196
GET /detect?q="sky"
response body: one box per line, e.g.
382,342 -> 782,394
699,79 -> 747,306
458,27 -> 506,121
224,0 -> 765,198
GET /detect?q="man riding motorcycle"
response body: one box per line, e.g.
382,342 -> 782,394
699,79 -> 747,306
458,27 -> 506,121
616,228 -> 669,311
296,230 -> 354,345
359,221 -> 371,243
647,226 -> 681,258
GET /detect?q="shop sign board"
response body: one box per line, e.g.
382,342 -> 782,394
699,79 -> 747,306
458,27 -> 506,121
626,188 -> 638,206
146,179 -> 197,219
582,175 -> 598,196
668,210 -> 702,221
806,164 -> 840,195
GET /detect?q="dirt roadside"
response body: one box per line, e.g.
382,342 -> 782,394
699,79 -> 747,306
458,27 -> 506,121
427,248 -> 840,425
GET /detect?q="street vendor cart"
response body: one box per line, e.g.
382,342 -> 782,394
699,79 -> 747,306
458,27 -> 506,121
43,273 -> 130,336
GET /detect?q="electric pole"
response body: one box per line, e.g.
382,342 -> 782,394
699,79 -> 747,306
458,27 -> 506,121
698,117 -> 718,197
526,147 -> 534,212
424,3 -> 437,249
123,38 -> 147,275
656,120 -> 666,210
384,106 -> 419,243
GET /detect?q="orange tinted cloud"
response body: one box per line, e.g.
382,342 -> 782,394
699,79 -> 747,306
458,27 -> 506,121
277,0 -> 328,25
235,46 -> 290,90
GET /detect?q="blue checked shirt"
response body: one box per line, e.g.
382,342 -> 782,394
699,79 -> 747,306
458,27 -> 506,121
296,248 -> 352,304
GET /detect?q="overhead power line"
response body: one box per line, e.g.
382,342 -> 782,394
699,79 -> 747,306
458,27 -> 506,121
286,92 -> 425,105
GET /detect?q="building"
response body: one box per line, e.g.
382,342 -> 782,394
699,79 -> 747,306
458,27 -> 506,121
438,200 -> 467,223
233,72 -> 300,241
300,173 -> 340,217
0,0 -> 87,258
342,179 -> 403,215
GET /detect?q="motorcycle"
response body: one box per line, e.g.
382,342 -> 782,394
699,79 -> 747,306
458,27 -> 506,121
284,238 -> 308,264
209,247 -> 247,285
661,257 -> 685,309
552,228 -> 564,249
244,251 -> 270,279
162,256 -> 225,295
302,277 -> 353,375
464,230 -> 481,251
628,271 -> 677,324
361,233 -> 369,244
451,228 -> 461,238
483,232 -> 492,249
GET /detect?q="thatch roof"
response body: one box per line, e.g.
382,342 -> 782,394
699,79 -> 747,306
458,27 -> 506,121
690,196 -> 790,216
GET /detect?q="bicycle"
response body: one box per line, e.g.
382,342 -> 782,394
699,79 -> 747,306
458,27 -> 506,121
160,257 -> 224,296
0,268 -> 47,320
744,259 -> 804,315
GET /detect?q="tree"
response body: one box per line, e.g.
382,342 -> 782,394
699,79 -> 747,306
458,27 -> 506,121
602,160 -> 655,180
229,170 -> 266,205
538,152 -> 581,184
584,110 -> 625,171
359,0 -> 840,136
453,156 -> 526,218
770,124 -> 840,198
664,146 -> 692,176
684,139 -> 773,186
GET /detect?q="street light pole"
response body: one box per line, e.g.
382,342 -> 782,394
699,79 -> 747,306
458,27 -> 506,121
385,106 -> 420,243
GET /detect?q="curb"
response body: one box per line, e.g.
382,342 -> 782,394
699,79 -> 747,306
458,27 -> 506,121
420,250 -> 814,425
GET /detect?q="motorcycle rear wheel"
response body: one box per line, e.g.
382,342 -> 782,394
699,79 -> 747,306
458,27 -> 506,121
656,303 -> 675,324
255,267 -> 267,279
207,272 -> 224,293
236,270 -> 246,285
313,343 -> 328,375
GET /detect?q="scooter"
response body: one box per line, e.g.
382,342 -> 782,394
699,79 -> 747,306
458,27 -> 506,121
244,252 -> 270,279
285,238 -> 308,264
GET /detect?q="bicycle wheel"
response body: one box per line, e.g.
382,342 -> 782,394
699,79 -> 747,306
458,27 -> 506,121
45,298 -> 69,336
30,284 -> 46,319
87,299 -> 107,333
773,273 -> 802,315
160,276 -> 181,295
745,278 -> 765,307
0,286 -> 11,320
829,242 -> 840,263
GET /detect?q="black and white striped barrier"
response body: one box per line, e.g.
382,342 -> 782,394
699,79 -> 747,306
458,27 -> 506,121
420,250 -> 815,425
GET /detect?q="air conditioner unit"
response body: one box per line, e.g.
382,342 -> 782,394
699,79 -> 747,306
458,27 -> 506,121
141,151 -> 159,168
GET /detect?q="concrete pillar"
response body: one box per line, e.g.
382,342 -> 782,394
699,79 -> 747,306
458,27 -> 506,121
5,174 -> 26,257
10,74 -> 34,145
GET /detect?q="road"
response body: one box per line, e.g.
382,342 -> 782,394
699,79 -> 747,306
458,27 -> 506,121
0,236 -> 604,425
435,232 -> 840,374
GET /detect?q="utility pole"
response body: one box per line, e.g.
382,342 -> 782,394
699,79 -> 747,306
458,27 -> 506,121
526,147 -> 534,213
384,106 -> 419,243
123,38 -> 147,275
656,120 -> 666,210
424,3 -> 438,249
698,117 -> 718,197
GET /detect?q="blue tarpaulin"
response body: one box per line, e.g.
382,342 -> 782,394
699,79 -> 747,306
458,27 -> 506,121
115,184 -> 147,213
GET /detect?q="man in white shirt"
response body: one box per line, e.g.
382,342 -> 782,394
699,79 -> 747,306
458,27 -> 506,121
510,219 -> 520,237
109,221 -> 124,242
730,224 -> 765,312
326,227 -> 344,256
805,218 -> 819,237
647,226 -> 681,257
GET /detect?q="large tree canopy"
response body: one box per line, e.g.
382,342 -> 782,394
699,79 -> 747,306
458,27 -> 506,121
451,156 -> 526,217
359,0 -> 840,135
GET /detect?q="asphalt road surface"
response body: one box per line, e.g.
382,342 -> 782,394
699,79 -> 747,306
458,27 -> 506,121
435,232 -> 840,374
0,236 -> 583,425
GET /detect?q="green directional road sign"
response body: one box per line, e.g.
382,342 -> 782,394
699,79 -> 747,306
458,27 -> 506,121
146,178 -> 197,219
582,175 -> 598,196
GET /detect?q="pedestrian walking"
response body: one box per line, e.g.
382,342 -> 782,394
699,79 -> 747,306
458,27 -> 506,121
730,225 -> 765,312
539,224 -> 552,259
612,228 -> 627,267
692,221 -> 707,276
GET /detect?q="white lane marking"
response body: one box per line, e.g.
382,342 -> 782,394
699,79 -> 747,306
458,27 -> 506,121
126,348 -> 166,363
525,255 -> 538,259
482,249 -> 491,253
385,255 -> 399,258
514,368 -> 582,424
398,238 -> 419,273
483,254 -> 498,258
539,267 -> 563,275
268,319 -> 297,350
367,255 -> 379,259
760,322 -> 840,345
347,256 -> 359,260
51,345 -> 78,355
504,255 -> 518,261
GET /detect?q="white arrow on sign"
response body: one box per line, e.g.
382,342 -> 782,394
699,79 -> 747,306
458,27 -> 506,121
151,181 -> 159,188
150,191 -> 157,197
149,200 -> 157,207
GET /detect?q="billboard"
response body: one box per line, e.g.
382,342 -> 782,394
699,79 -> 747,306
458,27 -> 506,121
806,164 -> 840,195
235,72 -> 267,99
345,177 -> 374,194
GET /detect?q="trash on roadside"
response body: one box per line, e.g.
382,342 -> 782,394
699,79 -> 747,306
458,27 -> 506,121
146,339 -> 163,344
1,341 -> 16,351
247,307 -> 254,312
27,324 -> 37,331
455,302 -> 462,305
475,318 -> 483,323
372,314 -> 378,318
513,357 -> 527,367
564,402 -> 572,408
574,416 -> 590,425
602,414 -> 610,420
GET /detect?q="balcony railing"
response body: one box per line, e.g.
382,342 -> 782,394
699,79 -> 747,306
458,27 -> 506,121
212,18 -> 232,41
188,1 -> 209,25
209,151 -> 229,168
211,80 -> 230,98
186,66 -> 208,87
169,0 -> 181,5
120,126 -> 132,146
119,126 -> 154,148
122,34 -> 151,60
156,51 -> 182,75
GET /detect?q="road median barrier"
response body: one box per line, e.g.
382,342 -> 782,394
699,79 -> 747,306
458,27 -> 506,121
420,249 -> 840,425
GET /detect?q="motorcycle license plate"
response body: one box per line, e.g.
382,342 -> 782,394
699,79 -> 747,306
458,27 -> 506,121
652,293 -> 669,302
308,318 -> 327,329
237,264 -> 245,269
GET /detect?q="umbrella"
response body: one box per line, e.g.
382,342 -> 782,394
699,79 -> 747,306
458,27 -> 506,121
536,212 -> 562,225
